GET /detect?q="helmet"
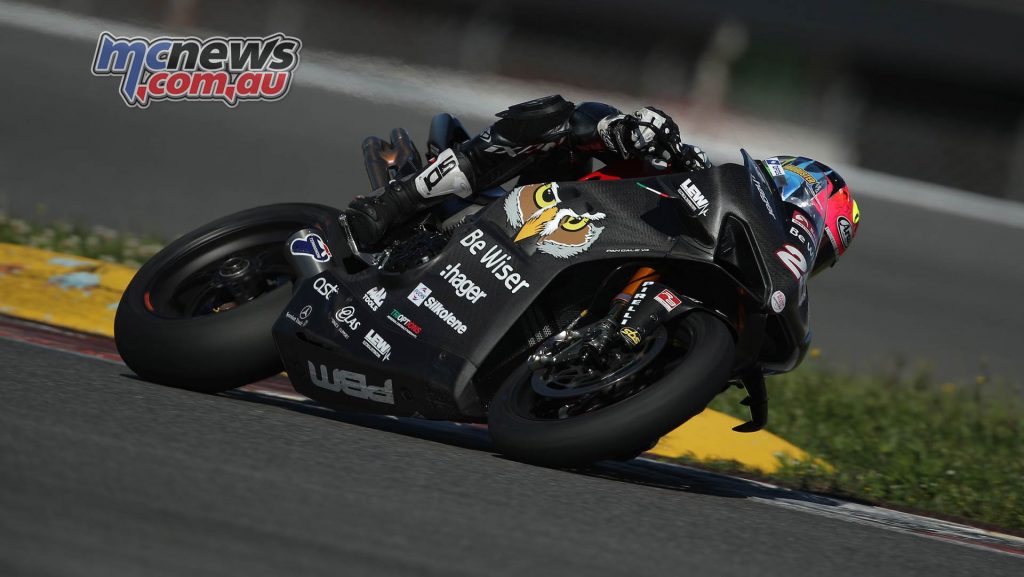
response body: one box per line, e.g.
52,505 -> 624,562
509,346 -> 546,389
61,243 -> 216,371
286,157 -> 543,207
762,156 -> 860,275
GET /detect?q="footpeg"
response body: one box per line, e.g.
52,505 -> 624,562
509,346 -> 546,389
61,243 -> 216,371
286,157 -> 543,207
732,370 -> 768,432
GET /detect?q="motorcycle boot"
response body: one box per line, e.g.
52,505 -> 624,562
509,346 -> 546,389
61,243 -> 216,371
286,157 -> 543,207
346,147 -> 473,247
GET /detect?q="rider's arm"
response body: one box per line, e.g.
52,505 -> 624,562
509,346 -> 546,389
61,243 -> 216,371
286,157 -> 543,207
450,95 -> 712,193
568,101 -> 631,165
453,95 -> 577,191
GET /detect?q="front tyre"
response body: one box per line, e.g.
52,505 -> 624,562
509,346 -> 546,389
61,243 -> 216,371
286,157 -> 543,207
487,311 -> 735,467
114,203 -> 341,393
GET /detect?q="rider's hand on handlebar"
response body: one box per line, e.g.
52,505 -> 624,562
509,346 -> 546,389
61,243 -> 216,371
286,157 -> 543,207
608,107 -> 711,171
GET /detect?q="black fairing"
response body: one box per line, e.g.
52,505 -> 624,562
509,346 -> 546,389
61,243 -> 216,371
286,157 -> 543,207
273,150 -> 811,420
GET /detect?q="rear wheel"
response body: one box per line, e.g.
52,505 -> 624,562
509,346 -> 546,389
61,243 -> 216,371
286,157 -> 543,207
487,311 -> 735,467
114,203 -> 341,393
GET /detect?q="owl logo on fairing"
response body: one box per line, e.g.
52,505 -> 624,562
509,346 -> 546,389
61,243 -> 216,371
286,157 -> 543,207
504,182 -> 606,259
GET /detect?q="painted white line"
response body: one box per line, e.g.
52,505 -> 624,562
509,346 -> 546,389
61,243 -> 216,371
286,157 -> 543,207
230,384 -> 1024,559
634,457 -> 1024,559
1,0 -> 1023,231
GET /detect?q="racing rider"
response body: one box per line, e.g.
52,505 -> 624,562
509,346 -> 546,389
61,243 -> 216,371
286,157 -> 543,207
345,94 -> 858,273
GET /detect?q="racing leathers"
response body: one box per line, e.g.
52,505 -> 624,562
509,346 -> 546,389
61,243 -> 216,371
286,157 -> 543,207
345,95 -> 711,246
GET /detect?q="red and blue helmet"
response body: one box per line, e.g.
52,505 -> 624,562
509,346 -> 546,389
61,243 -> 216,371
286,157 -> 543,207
762,156 -> 860,275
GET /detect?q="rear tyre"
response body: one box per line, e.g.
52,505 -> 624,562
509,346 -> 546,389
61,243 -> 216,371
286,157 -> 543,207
487,311 -> 734,467
114,203 -> 341,393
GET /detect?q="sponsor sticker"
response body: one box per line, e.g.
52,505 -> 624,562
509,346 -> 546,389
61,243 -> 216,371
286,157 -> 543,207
676,178 -> 710,217
423,296 -> 469,334
407,283 -> 432,306
439,262 -> 488,303
765,158 -> 786,178
285,305 -> 311,327
770,290 -> 787,313
92,33 -> 301,108
290,233 -> 332,263
362,286 -> 386,311
788,226 -> 813,253
330,305 -> 360,338
792,210 -> 814,238
458,229 -> 531,293
837,216 -> 853,248
313,277 -> 339,300
362,329 -> 392,361
620,327 -> 642,346
387,308 -> 423,338
654,289 -> 683,312
621,280 -> 654,326
784,164 -> 818,185
789,226 -> 807,245
308,361 -> 394,404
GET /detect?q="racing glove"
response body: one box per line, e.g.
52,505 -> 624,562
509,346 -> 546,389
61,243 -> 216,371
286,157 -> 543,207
600,107 -> 711,171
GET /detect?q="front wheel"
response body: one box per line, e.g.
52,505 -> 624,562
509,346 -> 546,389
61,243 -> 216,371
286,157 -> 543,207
487,311 -> 735,467
114,203 -> 341,393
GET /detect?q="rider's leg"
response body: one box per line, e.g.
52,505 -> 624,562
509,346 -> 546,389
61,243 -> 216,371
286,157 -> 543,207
345,147 -> 474,246
345,95 -> 576,247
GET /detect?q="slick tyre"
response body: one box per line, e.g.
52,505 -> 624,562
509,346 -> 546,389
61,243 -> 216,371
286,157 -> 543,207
488,311 -> 734,467
114,203 -> 340,393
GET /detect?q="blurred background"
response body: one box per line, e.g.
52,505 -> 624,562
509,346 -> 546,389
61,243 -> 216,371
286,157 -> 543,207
1,0 -> 1022,383
19,0 -> 1024,197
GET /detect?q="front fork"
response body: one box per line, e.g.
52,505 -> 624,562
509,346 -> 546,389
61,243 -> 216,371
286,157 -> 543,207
595,266 -> 769,432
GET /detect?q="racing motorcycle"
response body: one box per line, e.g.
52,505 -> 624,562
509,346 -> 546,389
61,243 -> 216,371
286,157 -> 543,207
115,114 -> 817,467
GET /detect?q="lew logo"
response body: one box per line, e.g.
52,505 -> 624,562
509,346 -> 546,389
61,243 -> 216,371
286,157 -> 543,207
362,329 -> 392,361
307,361 -> 394,404
676,179 -> 710,217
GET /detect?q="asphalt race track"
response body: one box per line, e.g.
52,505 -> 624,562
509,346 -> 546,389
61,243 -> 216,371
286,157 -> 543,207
2,336 -> 1022,577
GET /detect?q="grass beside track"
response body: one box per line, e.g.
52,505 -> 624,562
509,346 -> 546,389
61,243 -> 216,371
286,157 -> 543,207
4,212 -> 1022,532
703,364 -> 1024,532
0,211 -> 165,266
